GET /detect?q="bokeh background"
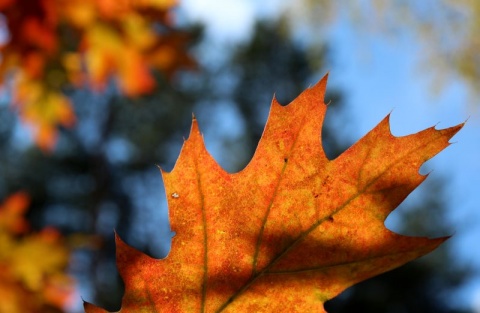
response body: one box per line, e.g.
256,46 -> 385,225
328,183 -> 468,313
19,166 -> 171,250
0,1 -> 478,312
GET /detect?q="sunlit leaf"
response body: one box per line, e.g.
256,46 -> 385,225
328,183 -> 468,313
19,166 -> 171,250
85,74 -> 463,312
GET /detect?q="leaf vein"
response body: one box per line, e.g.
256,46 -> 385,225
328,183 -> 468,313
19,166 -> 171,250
194,155 -> 208,313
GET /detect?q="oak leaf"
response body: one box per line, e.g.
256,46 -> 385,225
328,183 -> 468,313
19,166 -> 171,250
84,74 -> 463,312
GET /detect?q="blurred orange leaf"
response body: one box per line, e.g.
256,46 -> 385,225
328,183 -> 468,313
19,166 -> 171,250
0,192 -> 30,234
84,75 -> 463,312
13,78 -> 75,151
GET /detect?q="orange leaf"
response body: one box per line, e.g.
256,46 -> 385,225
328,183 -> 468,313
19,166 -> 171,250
58,0 -> 96,28
86,74 -> 460,311
119,48 -> 156,96
82,24 -> 122,91
14,82 -> 76,151
0,192 -> 30,234
22,51 -> 46,79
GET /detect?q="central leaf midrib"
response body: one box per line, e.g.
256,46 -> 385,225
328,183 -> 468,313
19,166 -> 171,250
195,153 -> 208,313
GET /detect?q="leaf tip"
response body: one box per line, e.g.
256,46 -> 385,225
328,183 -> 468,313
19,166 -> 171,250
83,300 -> 108,313
113,230 -> 126,247
323,71 -> 330,81
435,120 -> 465,145
155,163 -> 166,174
312,72 -> 329,96
429,235 -> 450,251
187,113 -> 203,144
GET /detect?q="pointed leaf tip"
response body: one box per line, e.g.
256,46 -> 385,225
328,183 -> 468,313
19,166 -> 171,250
311,73 -> 328,96
84,301 -> 107,313
187,115 -> 203,143
445,122 -> 465,139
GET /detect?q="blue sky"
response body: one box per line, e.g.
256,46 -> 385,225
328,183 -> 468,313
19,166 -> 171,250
180,0 -> 480,311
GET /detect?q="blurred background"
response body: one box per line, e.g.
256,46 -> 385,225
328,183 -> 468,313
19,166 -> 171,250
0,1 -> 478,312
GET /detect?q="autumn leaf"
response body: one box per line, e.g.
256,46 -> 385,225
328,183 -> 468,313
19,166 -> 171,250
84,74 -> 463,312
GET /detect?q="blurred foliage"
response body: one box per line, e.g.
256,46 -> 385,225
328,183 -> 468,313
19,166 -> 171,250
0,2 -> 202,308
0,71 -> 203,310
0,0 -> 195,150
282,0 -> 480,99
0,192 -> 74,313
